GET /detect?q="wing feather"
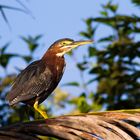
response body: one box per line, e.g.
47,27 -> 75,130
6,60 -> 53,105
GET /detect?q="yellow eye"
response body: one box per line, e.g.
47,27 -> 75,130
60,40 -> 73,46
61,42 -> 67,45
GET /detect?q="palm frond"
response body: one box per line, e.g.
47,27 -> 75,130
0,110 -> 140,140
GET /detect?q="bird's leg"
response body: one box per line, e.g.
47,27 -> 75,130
33,101 -> 48,119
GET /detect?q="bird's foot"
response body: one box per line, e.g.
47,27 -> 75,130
34,101 -> 48,119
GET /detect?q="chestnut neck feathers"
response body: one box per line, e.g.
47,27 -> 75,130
42,50 -> 65,81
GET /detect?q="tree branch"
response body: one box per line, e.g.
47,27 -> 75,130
0,111 -> 140,140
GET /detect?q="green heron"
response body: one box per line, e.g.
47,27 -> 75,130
6,38 -> 93,119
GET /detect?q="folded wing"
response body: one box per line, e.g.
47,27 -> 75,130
6,60 -> 53,105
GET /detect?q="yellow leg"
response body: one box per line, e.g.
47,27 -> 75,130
33,101 -> 48,119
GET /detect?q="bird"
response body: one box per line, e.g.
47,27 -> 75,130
6,38 -> 93,119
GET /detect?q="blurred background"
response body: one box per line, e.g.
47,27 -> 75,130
0,0 -> 140,129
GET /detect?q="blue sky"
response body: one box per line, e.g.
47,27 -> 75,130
0,0 -> 139,106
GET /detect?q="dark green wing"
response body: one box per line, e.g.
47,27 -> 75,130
6,60 -> 53,105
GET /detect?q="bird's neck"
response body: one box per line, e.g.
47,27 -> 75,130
42,51 -> 65,78
42,50 -> 65,63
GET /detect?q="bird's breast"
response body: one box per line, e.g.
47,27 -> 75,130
55,58 -> 66,82
45,55 -> 65,82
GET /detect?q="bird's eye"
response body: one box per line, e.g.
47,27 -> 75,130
62,42 -> 67,45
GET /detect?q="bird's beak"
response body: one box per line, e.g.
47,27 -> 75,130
62,40 -> 93,53
57,40 -> 93,57
69,40 -> 93,49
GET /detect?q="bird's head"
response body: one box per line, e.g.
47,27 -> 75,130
48,38 -> 93,57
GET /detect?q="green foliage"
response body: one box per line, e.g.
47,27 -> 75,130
57,1 -> 140,114
0,54 -> 17,68
0,1 -> 32,28
0,35 -> 43,125
21,35 -> 42,53
63,82 -> 80,87
70,93 -> 92,113
65,0 -> 140,112
131,0 -> 140,7
80,18 -> 95,39
102,1 -> 118,13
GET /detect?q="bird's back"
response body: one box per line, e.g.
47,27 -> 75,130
6,60 -> 51,105
6,55 -> 65,106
